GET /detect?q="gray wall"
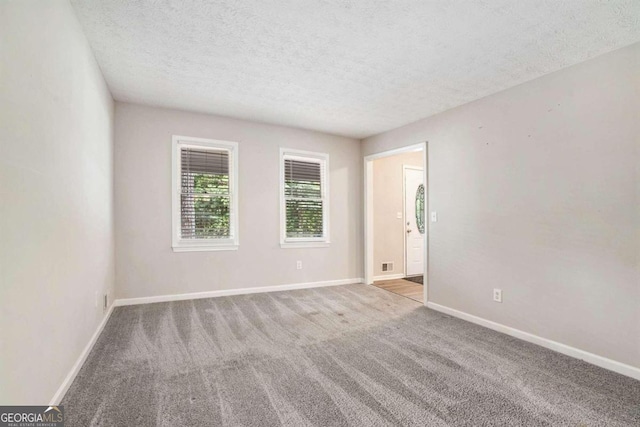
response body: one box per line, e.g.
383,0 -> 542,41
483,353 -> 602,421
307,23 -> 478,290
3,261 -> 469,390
373,151 -> 423,278
363,44 -> 640,368
0,0 -> 115,403
114,103 -> 362,299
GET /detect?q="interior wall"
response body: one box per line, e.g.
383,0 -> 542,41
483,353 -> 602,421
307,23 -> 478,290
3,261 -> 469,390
114,103 -> 362,299
0,0 -> 115,404
373,151 -> 423,279
362,43 -> 640,368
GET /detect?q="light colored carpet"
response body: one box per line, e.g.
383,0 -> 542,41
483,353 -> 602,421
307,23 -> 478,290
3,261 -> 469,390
62,283 -> 640,426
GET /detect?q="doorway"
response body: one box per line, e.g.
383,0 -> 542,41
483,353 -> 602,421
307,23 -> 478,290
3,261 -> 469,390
364,142 -> 428,304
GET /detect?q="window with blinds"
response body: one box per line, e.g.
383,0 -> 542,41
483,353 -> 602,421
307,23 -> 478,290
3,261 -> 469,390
180,147 -> 230,239
281,150 -> 329,245
172,137 -> 238,251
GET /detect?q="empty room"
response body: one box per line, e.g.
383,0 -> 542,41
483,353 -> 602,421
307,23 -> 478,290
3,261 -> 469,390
1,1 -> 639,426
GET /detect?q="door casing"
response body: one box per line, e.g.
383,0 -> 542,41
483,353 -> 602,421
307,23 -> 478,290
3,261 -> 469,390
363,142 -> 428,305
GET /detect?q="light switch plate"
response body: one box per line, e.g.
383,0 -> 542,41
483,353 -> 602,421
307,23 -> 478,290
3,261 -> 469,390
431,211 -> 437,222
397,212 -> 402,219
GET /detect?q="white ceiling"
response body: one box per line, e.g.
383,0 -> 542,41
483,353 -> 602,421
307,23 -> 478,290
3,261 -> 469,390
71,1 -> 640,139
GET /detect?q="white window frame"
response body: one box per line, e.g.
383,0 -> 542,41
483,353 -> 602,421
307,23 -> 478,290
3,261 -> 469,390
279,148 -> 330,248
172,135 -> 239,252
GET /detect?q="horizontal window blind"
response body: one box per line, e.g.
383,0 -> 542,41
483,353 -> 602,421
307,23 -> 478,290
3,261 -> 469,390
284,158 -> 324,238
181,148 -> 229,176
180,147 -> 231,239
284,159 -> 321,198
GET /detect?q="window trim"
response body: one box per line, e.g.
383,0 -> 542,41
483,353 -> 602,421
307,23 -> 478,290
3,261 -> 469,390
279,148 -> 330,248
172,135 -> 239,252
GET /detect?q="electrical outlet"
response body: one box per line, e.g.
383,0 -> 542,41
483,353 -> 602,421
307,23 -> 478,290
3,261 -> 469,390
431,211 -> 438,222
296,261 -> 302,270
493,289 -> 502,303
396,212 -> 403,219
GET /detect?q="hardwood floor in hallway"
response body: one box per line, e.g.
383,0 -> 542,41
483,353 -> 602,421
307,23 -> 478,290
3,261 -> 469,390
373,278 -> 424,303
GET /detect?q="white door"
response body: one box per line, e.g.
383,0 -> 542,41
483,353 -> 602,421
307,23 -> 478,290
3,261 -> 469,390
404,168 -> 424,277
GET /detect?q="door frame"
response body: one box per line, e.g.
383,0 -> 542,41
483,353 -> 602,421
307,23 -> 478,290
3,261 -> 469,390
403,165 -> 424,278
363,142 -> 428,305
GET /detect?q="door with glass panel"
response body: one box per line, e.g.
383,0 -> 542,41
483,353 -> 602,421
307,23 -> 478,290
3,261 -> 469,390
404,167 -> 424,277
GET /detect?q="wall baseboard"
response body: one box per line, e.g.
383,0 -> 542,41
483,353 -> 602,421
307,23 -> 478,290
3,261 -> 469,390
50,304 -> 115,405
426,302 -> 640,381
114,277 -> 364,307
373,273 -> 405,281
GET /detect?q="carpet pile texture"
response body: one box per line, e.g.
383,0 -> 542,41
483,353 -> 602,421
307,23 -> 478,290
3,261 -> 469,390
62,284 -> 640,426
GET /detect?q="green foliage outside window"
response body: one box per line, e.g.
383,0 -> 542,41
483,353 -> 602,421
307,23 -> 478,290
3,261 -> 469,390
182,174 -> 230,239
182,173 -> 324,239
285,180 -> 323,238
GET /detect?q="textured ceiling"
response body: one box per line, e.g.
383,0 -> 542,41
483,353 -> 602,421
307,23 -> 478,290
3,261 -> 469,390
71,0 -> 640,138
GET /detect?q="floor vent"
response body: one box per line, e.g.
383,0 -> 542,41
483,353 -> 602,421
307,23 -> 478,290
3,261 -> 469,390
382,262 -> 394,272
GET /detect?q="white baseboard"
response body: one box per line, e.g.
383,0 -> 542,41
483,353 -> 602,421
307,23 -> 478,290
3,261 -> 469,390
373,274 -> 405,281
50,304 -> 115,405
114,278 -> 364,307
426,302 -> 640,381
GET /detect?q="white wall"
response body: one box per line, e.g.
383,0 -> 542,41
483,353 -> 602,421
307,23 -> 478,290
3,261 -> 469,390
114,103 -> 362,299
0,0 -> 115,404
373,151 -> 423,278
363,43 -> 640,368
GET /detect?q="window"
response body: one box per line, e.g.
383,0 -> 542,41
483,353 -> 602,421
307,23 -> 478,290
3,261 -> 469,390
172,136 -> 238,251
280,149 -> 329,248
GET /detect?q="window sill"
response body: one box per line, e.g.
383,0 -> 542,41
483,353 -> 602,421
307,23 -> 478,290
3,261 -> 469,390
280,241 -> 330,249
172,245 -> 238,252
